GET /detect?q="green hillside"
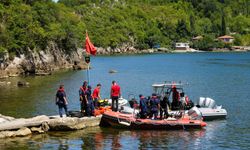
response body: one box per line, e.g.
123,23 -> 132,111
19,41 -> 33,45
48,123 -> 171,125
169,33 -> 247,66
1,0 -> 250,55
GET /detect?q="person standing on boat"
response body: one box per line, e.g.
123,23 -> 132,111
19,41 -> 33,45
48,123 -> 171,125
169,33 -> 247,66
150,93 -> 160,120
92,83 -> 102,108
139,94 -> 148,119
160,92 -> 170,119
172,87 -> 180,110
79,81 -> 88,115
55,84 -> 69,117
110,80 -> 121,112
85,85 -> 95,117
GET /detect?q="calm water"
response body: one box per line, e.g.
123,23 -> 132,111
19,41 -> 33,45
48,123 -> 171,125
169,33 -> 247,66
0,52 -> 250,149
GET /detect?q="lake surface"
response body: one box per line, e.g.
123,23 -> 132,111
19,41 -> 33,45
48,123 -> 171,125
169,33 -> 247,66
1,52 -> 250,149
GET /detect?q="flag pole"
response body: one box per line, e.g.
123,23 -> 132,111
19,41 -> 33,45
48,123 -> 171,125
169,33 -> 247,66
84,29 -> 96,84
85,30 -> 90,84
87,61 -> 90,84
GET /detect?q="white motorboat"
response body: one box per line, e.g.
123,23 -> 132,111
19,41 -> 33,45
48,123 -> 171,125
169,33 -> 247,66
152,82 -> 227,121
194,97 -> 227,121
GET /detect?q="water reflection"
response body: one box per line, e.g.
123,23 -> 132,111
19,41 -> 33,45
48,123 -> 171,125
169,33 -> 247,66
0,127 -> 207,150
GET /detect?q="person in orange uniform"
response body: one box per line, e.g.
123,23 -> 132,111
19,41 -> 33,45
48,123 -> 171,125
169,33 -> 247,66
110,81 -> 121,112
92,83 -> 101,108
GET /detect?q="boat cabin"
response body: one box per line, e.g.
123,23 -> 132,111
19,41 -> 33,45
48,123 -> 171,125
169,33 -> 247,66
152,82 -> 194,110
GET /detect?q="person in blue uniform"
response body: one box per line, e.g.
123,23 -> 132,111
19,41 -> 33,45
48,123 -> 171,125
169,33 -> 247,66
150,93 -> 160,120
79,81 -> 88,115
55,84 -> 69,117
139,94 -> 148,119
160,92 -> 170,119
85,85 -> 95,117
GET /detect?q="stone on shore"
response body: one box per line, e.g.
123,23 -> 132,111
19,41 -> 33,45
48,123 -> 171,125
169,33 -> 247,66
47,116 -> 101,130
0,131 -> 15,138
0,115 -> 50,131
30,127 -> 45,134
0,114 -> 102,138
48,117 -> 87,130
14,127 -> 32,137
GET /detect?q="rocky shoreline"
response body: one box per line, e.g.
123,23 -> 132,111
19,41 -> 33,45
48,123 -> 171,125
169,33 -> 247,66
0,114 -> 101,139
2,43 -> 248,79
0,44 -> 170,79
0,42 -> 89,79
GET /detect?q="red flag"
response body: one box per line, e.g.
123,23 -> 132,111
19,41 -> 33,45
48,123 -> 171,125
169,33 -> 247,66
85,32 -> 96,55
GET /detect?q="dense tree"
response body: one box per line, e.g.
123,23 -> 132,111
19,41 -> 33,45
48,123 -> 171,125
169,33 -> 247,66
1,0 -> 250,55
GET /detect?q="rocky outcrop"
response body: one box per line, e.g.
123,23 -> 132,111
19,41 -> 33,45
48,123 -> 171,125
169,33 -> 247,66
0,114 -> 101,139
0,42 -> 88,78
0,42 -> 170,78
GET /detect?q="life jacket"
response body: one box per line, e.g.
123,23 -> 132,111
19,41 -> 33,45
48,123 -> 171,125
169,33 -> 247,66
150,97 -> 159,110
86,89 -> 93,102
56,88 -> 65,103
80,86 -> 87,95
140,97 -> 148,112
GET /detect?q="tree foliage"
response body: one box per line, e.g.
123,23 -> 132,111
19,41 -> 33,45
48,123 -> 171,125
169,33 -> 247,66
1,0 -> 250,54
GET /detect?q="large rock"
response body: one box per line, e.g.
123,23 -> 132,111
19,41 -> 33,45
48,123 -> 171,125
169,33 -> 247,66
0,115 -> 50,131
0,131 -> 15,138
14,127 -> 32,137
0,114 -> 15,123
41,121 -> 50,132
81,116 -> 102,127
30,127 -> 45,134
48,117 -> 86,131
73,61 -> 88,70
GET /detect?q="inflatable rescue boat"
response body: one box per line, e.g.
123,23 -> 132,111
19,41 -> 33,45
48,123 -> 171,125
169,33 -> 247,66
100,111 -> 206,130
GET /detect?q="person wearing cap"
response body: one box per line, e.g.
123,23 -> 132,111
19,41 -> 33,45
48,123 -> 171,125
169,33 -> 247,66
79,81 -> 88,115
139,94 -> 148,119
110,81 -> 121,112
55,84 -> 69,117
92,83 -> 102,108
149,93 -> 160,120
85,85 -> 95,117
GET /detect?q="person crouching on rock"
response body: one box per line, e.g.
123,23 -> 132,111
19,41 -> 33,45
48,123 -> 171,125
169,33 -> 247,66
110,80 -> 121,112
86,85 -> 95,117
55,84 -> 69,117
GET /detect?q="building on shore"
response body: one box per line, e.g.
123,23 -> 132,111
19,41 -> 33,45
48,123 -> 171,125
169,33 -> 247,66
218,35 -> 234,43
175,42 -> 190,52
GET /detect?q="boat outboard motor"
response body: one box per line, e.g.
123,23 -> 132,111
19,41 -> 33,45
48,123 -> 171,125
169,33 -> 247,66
198,97 -> 206,107
188,106 -> 203,120
205,97 -> 216,108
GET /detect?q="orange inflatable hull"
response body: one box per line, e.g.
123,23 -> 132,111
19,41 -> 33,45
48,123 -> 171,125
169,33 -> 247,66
100,111 -> 206,130
94,106 -> 112,116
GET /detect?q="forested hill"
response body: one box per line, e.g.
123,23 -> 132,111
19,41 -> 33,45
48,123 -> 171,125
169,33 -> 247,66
1,0 -> 250,56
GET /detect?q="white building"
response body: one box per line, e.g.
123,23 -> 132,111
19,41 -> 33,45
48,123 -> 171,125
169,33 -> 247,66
175,43 -> 190,51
